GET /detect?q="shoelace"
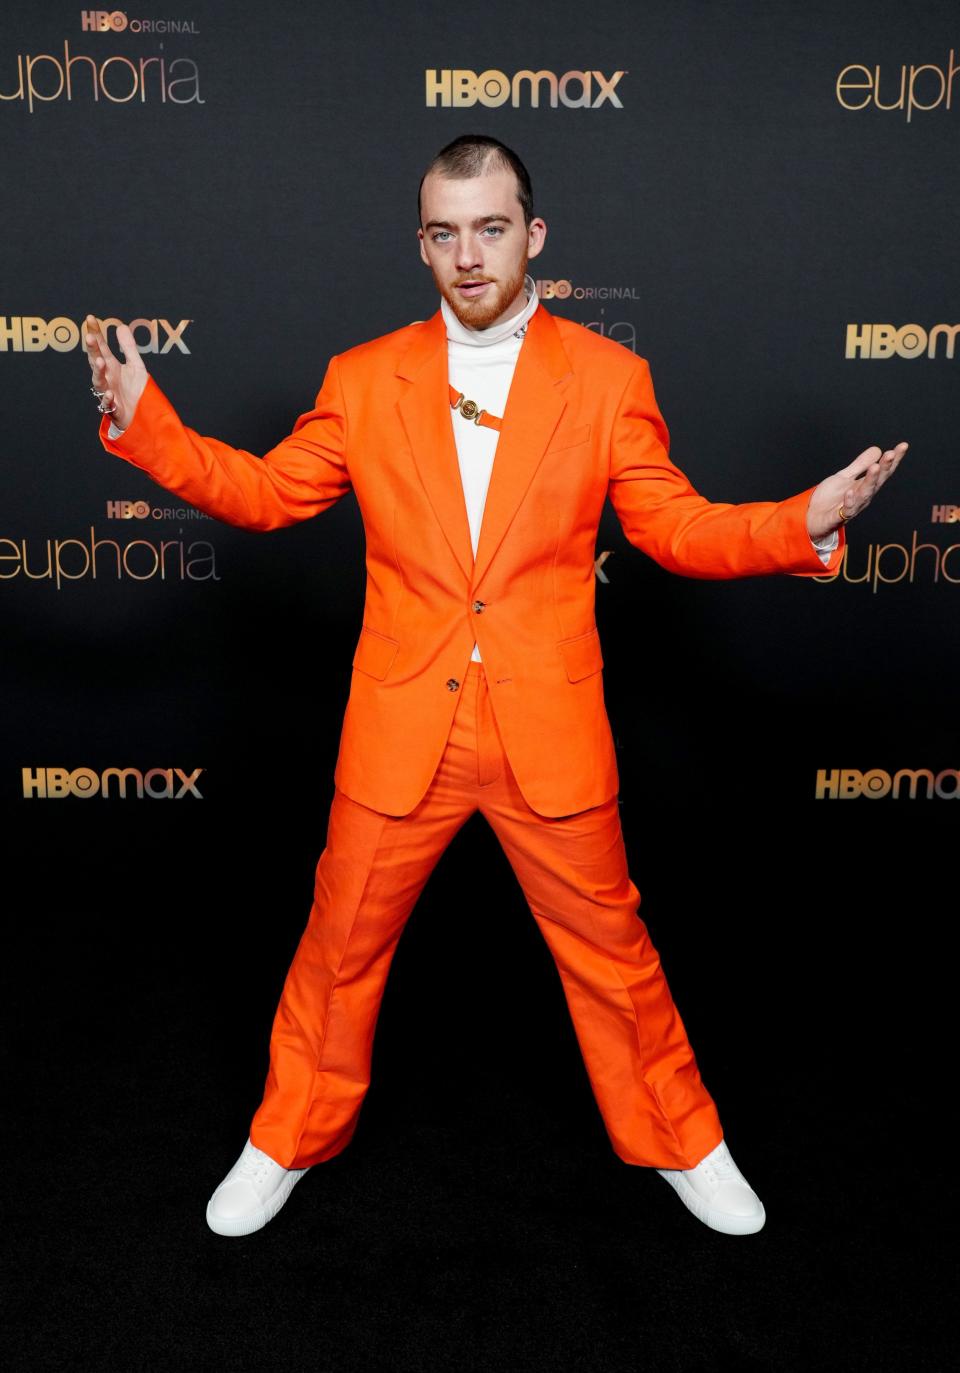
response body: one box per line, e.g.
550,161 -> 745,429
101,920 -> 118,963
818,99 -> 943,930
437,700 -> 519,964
698,1143 -> 739,1186
233,1144 -> 275,1188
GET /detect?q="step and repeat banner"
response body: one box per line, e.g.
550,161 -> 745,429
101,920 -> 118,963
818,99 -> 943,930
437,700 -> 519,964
2,1 -> 956,1141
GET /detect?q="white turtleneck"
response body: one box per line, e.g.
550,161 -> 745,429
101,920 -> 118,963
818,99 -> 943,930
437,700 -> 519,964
441,274 -> 541,662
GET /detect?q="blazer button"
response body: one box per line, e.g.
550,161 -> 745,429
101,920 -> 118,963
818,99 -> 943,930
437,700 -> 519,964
446,678 -> 460,691
472,600 -> 486,613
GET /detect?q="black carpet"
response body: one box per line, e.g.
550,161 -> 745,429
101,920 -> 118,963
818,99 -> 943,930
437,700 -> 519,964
4,802 -> 951,1372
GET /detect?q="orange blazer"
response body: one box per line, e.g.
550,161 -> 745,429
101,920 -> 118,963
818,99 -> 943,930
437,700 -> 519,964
99,304 -> 844,817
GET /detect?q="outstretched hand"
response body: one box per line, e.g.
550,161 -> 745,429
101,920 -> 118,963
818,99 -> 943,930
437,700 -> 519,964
83,315 -> 149,432
806,442 -> 908,540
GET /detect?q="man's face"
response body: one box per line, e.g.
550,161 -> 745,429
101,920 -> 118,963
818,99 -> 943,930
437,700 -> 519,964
418,165 -> 547,330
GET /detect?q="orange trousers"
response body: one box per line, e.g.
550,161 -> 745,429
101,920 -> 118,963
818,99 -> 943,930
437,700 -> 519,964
249,660 -> 723,1172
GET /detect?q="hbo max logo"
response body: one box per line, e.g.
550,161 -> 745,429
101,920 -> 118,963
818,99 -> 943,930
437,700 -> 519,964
0,316 -> 191,353
845,323 -> 959,360
425,69 -> 625,109
22,766 -> 204,799
815,768 -> 960,799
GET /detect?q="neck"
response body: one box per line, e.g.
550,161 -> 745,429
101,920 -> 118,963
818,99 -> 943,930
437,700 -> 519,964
491,284 -> 528,326
441,274 -> 540,348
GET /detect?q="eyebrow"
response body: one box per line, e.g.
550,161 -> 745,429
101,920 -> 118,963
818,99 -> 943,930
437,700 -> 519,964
423,214 -> 514,231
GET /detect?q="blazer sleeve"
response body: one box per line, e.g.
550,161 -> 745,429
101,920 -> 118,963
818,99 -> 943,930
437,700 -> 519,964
97,355 -> 352,531
606,357 -> 845,578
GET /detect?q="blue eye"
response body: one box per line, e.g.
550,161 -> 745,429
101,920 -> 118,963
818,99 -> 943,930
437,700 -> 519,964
432,231 -> 452,242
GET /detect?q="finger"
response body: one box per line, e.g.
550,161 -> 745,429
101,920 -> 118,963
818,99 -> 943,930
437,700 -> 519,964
95,388 -> 116,417
83,315 -> 105,375
115,322 -> 143,371
83,314 -> 104,346
86,352 -> 105,388
89,322 -> 123,394
83,315 -> 97,362
89,316 -> 120,372
849,439 -> 909,481
843,445 -> 883,479
84,314 -> 108,359
839,440 -> 908,514
876,446 -> 906,488
868,441 -> 908,492
91,354 -> 114,394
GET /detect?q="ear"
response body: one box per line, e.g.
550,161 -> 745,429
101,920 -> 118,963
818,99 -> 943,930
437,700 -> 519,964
526,217 -> 547,263
417,228 -> 430,267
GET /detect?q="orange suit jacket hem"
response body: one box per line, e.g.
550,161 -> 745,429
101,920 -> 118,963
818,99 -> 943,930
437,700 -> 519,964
98,305 -> 845,817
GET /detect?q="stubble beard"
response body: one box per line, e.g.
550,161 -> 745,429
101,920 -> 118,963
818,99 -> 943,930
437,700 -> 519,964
438,253 -> 529,331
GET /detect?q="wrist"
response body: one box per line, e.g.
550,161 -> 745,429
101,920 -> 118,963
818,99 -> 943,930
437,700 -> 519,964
806,498 -> 841,541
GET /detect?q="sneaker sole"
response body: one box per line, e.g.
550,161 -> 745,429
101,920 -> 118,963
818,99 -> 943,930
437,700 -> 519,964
657,1168 -> 766,1236
206,1166 -> 308,1238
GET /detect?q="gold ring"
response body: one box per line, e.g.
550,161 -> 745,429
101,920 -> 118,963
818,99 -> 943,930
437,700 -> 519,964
837,503 -> 851,523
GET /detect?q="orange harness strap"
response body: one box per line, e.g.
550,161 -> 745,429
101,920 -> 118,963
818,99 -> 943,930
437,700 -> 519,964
448,384 -> 502,432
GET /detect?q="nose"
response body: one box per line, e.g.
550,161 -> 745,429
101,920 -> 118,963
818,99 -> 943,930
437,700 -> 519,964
454,233 -> 483,275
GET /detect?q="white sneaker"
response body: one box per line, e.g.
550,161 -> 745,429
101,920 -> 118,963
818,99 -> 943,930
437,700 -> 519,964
657,1139 -> 766,1236
205,1138 -> 309,1237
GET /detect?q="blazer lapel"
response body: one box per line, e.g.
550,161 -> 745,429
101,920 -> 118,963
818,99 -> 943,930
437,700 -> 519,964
472,304 -> 571,590
397,310 -> 475,584
395,303 -> 573,591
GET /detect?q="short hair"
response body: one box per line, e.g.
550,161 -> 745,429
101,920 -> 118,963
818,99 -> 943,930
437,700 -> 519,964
418,135 -> 534,227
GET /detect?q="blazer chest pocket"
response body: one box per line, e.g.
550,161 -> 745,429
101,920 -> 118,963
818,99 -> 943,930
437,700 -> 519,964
546,422 -> 591,455
557,627 -> 604,682
352,626 -> 399,680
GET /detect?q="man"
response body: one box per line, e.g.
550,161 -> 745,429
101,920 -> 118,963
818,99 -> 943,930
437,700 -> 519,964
84,135 -> 905,1240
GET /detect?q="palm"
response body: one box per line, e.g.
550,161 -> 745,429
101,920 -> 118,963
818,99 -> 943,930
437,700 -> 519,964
806,442 -> 908,540
84,315 -> 149,431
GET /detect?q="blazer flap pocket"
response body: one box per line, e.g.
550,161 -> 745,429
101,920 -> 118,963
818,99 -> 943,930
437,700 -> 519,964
546,422 -> 591,454
557,627 -> 604,682
352,626 -> 399,680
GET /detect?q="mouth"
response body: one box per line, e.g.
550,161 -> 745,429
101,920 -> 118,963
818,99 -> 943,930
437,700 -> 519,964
455,280 -> 493,299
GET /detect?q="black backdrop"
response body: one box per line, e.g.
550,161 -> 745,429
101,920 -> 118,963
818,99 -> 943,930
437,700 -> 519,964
3,2 -> 955,1368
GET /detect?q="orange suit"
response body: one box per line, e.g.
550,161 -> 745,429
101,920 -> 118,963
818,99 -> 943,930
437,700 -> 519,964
99,304 -> 845,1171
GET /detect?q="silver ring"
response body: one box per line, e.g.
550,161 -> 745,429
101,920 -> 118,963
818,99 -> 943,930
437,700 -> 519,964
90,385 -> 106,399
97,398 -> 117,415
